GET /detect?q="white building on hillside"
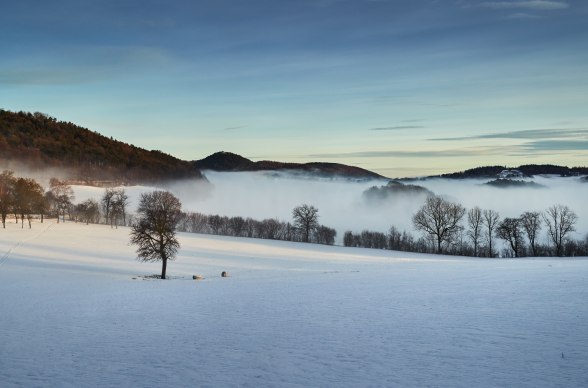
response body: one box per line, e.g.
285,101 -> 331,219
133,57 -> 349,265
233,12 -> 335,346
498,169 -> 524,179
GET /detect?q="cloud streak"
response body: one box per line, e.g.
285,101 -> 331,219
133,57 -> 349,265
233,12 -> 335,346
505,12 -> 542,18
0,46 -> 173,86
309,146 -> 513,159
480,1 -> 569,10
368,125 -> 425,131
429,128 -> 588,141
523,140 -> 588,152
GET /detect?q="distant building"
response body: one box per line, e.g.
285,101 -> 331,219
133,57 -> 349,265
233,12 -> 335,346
498,169 -> 523,179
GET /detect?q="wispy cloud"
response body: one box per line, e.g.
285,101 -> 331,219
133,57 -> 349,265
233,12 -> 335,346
522,140 -> 588,152
506,12 -> 542,18
309,146 -> 512,159
368,125 -> 425,131
223,125 -> 248,131
480,1 -> 569,10
430,128 -> 588,141
0,68 -> 98,85
0,46 -> 173,86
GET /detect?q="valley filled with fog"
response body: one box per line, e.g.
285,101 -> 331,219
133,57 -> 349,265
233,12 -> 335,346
73,171 -> 588,246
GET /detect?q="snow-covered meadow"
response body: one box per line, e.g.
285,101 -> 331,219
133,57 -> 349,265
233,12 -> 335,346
1,220 -> 587,387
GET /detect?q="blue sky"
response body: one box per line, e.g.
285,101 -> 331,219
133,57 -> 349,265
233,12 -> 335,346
1,0 -> 587,176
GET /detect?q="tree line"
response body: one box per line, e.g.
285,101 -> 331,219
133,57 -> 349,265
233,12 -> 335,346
3,170 -> 585,258
0,170 -> 132,228
177,204 -> 336,245
0,171 -> 337,247
345,195 -> 586,257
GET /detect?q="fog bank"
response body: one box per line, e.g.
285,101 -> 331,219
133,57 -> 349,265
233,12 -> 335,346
73,172 -> 588,244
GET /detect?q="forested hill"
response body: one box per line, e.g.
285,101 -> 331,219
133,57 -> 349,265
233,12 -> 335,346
193,151 -> 386,180
434,164 -> 588,179
0,110 -> 204,183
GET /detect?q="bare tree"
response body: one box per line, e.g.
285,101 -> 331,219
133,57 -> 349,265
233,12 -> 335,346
107,189 -> 129,228
77,199 -> 100,225
219,216 -> 231,235
208,214 -> 223,235
497,217 -> 525,258
228,216 -> 246,237
520,211 -> 542,256
130,191 -> 182,279
13,178 -> 44,228
101,188 -> 116,224
292,204 -> 319,243
482,209 -> 500,257
49,178 -> 74,223
412,195 -> 466,254
543,204 -> 577,256
257,218 -> 281,240
113,189 -> 129,226
33,190 -> 49,223
316,225 -> 336,246
190,212 -> 209,233
467,206 -> 483,256
0,170 -> 15,228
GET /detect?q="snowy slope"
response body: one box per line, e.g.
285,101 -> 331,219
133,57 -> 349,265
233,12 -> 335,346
1,221 -> 587,387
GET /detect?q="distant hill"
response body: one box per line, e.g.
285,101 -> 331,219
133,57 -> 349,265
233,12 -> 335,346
363,180 -> 433,203
434,164 -> 588,179
0,109 -> 204,184
484,179 -> 545,189
193,151 -> 386,180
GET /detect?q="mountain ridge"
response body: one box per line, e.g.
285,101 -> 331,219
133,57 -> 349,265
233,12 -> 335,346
0,109 -> 203,184
429,164 -> 588,179
193,151 -> 386,180
0,109 -> 386,183
2,109 -> 586,184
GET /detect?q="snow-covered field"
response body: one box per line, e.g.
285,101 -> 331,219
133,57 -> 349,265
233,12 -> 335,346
1,220 -> 587,387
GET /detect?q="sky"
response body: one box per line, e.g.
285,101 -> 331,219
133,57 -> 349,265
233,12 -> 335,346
1,0 -> 587,177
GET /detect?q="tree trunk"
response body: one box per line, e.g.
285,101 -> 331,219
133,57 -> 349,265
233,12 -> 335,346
161,258 -> 167,279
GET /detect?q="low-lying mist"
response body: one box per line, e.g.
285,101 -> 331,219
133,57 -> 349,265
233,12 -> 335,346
73,171 -> 588,244
417,176 -> 588,235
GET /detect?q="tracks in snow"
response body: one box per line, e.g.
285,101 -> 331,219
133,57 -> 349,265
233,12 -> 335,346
0,221 -> 56,267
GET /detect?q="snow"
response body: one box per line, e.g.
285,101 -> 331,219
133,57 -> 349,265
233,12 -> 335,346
1,220 -> 587,387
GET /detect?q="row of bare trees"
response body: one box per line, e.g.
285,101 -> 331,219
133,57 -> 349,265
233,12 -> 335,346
413,196 -> 579,257
176,204 -> 336,245
0,170 -> 133,229
0,171 -> 75,228
345,195 -> 584,257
